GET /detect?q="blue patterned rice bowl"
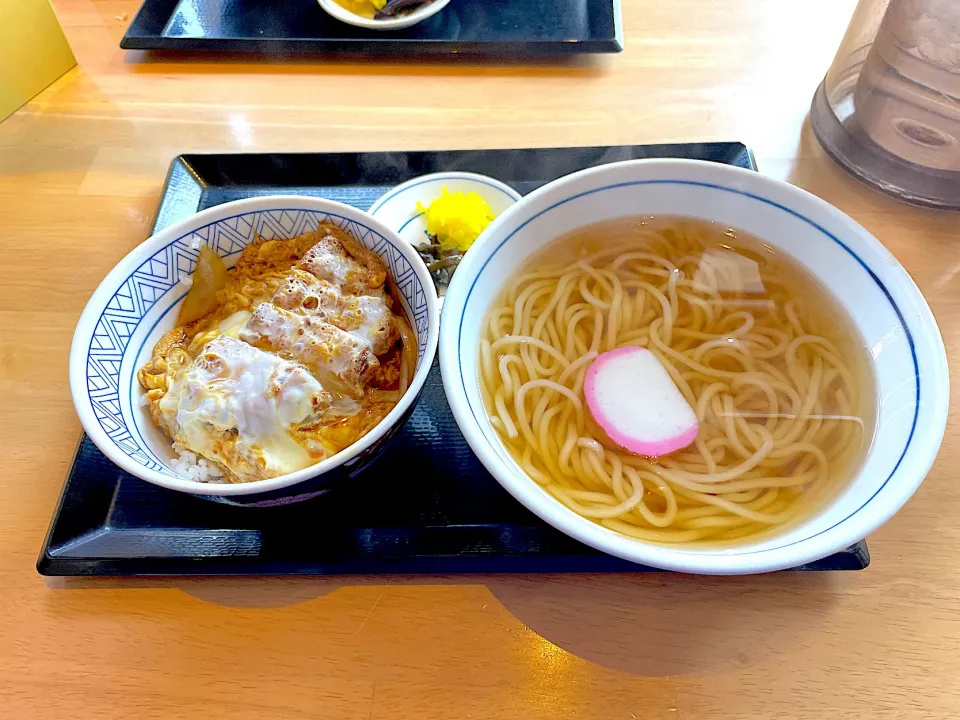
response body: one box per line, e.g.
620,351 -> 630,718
70,196 -> 440,506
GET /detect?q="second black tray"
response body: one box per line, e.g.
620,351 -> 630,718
38,143 -> 870,576
121,0 -> 623,56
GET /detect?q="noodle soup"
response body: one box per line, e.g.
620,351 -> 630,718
479,217 -> 876,546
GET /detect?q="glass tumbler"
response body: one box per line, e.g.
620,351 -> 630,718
811,0 -> 960,209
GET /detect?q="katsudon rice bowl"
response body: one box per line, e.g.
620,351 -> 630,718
70,197 -> 439,506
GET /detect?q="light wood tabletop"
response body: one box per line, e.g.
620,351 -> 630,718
2,0 -> 959,718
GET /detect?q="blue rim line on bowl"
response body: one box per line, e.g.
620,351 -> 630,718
399,212 -> 426,234
455,178 -> 920,557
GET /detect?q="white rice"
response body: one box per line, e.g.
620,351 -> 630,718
179,272 -> 194,289
138,392 -> 150,408
190,238 -> 202,250
169,448 -> 226,484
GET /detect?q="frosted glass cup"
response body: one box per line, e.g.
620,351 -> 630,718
811,0 -> 960,209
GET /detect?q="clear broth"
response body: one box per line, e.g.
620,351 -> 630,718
479,216 -> 877,546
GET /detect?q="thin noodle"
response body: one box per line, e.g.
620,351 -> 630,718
480,217 -> 869,544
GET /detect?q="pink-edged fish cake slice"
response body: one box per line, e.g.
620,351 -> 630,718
584,347 -> 699,457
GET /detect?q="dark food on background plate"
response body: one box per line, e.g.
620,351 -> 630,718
332,0 -> 439,19
376,0 -> 438,18
137,222 -> 416,484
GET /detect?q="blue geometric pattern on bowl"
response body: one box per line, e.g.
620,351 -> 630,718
86,208 -> 430,475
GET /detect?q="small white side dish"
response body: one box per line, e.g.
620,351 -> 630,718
369,172 -> 521,305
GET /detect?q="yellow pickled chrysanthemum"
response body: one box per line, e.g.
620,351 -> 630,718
417,186 -> 495,252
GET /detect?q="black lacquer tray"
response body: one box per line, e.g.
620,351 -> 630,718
121,0 -> 622,56
38,144 -> 870,576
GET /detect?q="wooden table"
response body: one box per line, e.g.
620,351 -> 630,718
2,1 -> 959,717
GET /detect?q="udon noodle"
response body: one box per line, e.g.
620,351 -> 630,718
479,217 -> 873,545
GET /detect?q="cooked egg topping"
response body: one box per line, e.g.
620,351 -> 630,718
159,336 -> 328,481
139,222 -> 415,484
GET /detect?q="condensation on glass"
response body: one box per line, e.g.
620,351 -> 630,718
811,0 -> 960,209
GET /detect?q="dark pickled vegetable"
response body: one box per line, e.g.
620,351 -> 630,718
415,234 -> 463,288
375,0 -> 438,19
